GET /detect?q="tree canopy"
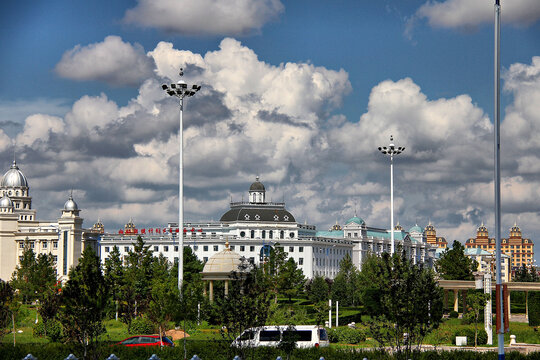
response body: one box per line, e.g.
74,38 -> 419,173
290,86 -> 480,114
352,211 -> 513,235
435,240 -> 478,280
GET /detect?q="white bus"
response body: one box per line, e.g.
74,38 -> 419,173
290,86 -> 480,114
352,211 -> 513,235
232,325 -> 329,349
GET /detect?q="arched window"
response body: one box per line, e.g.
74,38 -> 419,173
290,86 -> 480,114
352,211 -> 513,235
262,230 -> 266,239
280,230 -> 284,239
269,231 -> 273,239
251,230 -> 255,239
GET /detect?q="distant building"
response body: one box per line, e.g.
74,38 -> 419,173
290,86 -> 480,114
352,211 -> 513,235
0,161 -> 99,282
98,177 -> 437,278
99,177 -> 354,279
316,215 -> 436,270
464,247 -> 511,283
424,222 -> 448,249
465,223 -> 534,270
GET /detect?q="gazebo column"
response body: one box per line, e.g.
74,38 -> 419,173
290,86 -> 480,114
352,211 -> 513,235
203,281 -> 207,297
453,289 -> 459,312
461,290 -> 467,314
526,291 -> 529,321
507,290 -> 511,320
225,280 -> 229,297
209,280 -> 214,303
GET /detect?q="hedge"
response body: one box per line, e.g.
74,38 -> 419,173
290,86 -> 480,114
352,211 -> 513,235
528,291 -> 540,326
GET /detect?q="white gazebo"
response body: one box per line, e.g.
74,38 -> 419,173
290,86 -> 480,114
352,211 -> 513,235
201,240 -> 245,302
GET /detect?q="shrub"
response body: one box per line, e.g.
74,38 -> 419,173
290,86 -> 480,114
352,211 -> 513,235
452,328 -> 487,345
449,311 -> 459,318
129,317 -> 155,334
33,319 -> 62,342
33,321 -> 45,337
327,327 -> 366,344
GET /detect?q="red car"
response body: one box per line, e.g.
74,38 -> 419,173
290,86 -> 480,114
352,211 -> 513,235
116,335 -> 174,347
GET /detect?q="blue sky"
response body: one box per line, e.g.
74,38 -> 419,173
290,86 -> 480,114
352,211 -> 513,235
1,0 -> 540,259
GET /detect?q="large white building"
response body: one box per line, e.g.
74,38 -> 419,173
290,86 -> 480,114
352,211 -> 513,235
0,161 -> 99,281
0,163 -> 437,281
98,177 -> 437,278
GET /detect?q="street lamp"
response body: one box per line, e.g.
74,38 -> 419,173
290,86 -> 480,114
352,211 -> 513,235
378,135 -> 405,255
162,68 -> 201,296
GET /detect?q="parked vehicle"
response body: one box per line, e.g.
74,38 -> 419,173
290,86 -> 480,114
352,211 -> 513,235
116,335 -> 174,347
232,325 -> 329,348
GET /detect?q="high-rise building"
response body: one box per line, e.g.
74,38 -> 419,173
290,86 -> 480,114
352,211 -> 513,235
465,223 -> 534,270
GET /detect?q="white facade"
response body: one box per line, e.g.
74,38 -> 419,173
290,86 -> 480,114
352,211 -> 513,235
0,161 -> 99,281
98,178 -> 354,279
98,178 -> 438,279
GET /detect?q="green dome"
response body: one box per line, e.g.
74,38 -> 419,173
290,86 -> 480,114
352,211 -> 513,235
345,216 -> 365,225
409,224 -> 423,233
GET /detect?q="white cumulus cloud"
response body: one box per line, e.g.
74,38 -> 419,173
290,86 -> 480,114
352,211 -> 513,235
406,0 -> 540,38
55,36 -> 155,86
123,0 -> 284,36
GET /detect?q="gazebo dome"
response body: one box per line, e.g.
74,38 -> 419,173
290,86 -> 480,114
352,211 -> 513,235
202,244 -> 242,276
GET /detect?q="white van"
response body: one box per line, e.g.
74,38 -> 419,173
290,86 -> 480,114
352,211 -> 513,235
232,325 -> 329,349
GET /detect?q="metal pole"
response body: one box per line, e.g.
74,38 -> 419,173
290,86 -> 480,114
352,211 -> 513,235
390,154 -> 394,255
494,0 -> 504,358
329,299 -> 332,328
378,136 -> 403,256
179,96 -> 184,297
336,300 -> 339,327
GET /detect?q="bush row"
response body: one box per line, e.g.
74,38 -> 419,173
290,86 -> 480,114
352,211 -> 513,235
451,328 -> 488,346
4,343 -> 540,360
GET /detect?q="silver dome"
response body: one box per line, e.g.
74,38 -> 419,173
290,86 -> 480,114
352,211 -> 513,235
64,195 -> 79,211
0,196 -> 13,208
1,161 -> 29,188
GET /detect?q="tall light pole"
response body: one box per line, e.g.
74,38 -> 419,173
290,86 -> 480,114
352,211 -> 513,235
378,135 -> 405,255
493,0 -> 505,358
162,68 -> 201,296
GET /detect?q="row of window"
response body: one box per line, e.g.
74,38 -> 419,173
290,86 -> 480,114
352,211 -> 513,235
104,245 -> 180,253
19,241 -> 58,250
238,230 -> 296,239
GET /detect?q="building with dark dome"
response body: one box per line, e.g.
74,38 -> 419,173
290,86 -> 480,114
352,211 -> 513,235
98,176 -> 354,279
0,161 -> 100,281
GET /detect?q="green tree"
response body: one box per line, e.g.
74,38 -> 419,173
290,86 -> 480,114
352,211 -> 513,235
531,266 -> 539,282
435,240 -> 478,280
122,236 -> 154,327
308,276 -> 329,304
147,259 -> 179,343
59,246 -> 109,359
358,252 -> 385,314
0,281 -> 14,339
365,252 -> 444,360
514,264 -> 539,282
11,240 -> 37,304
104,245 -> 124,321
331,254 -> 360,306
277,258 -> 305,302
11,240 -> 57,305
37,281 -> 62,339
260,245 -> 288,302
514,264 -> 531,282
464,290 -> 490,348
